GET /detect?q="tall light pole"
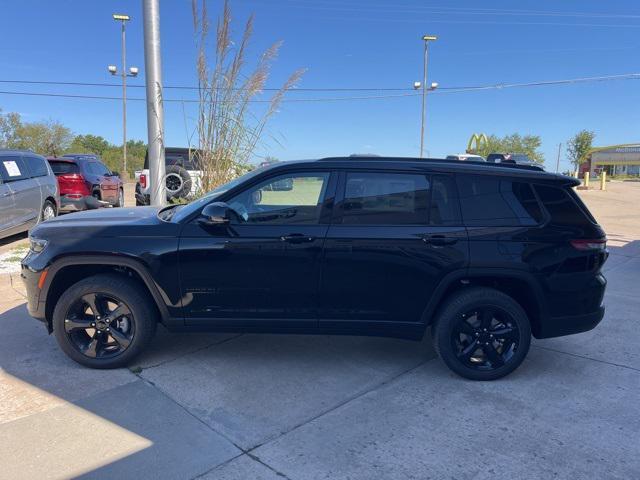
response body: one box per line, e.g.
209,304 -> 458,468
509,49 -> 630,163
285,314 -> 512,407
416,34 -> 437,158
109,13 -> 138,177
142,0 -> 166,207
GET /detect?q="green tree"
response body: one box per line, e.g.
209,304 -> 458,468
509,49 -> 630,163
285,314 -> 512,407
566,130 -> 596,171
476,133 -> 545,164
15,119 -> 73,156
0,109 -> 22,148
68,134 -> 110,155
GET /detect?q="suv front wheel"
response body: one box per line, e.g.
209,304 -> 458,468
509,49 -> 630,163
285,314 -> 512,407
433,287 -> 531,381
52,274 -> 157,369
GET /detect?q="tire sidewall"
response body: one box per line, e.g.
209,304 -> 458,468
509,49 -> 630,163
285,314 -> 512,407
40,200 -> 57,223
434,288 -> 532,381
52,274 -> 157,369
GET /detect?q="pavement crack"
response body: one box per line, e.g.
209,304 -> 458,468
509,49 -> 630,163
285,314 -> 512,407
532,344 -> 640,373
246,357 -> 434,454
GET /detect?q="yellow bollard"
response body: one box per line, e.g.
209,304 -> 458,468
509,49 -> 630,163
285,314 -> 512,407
584,171 -> 590,188
600,171 -> 607,191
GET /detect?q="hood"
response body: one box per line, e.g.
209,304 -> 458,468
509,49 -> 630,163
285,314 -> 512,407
30,206 -> 173,239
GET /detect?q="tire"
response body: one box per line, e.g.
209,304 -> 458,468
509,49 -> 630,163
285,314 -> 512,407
165,165 -> 192,200
52,274 -> 157,369
432,287 -> 531,381
116,188 -> 125,207
40,199 -> 57,222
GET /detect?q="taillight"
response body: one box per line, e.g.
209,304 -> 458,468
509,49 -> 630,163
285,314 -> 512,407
570,239 -> 607,251
140,174 -> 147,188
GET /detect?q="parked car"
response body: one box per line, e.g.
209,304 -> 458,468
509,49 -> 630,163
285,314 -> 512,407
487,153 -> 539,167
135,147 -> 202,205
49,155 -> 124,210
22,156 -> 607,380
446,154 -> 486,162
0,150 -> 59,239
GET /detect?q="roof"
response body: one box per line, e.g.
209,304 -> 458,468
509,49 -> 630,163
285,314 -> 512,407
259,156 -> 574,184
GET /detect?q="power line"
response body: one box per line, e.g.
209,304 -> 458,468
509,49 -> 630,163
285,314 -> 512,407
1,72 -> 639,94
0,73 -> 637,103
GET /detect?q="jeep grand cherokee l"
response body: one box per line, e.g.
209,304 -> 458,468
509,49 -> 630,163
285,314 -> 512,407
21,157 -> 607,380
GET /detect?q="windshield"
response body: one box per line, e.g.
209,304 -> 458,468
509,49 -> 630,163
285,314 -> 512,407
170,166 -> 268,222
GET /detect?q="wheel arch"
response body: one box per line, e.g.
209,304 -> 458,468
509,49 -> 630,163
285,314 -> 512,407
42,255 -> 171,331
422,268 -> 548,338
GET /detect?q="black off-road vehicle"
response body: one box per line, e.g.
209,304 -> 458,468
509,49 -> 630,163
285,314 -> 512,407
23,156 -> 607,380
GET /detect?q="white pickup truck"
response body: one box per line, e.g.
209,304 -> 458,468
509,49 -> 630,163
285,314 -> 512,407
135,147 -> 202,205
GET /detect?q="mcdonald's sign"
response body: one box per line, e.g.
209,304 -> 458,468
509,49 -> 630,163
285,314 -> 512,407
466,133 -> 488,154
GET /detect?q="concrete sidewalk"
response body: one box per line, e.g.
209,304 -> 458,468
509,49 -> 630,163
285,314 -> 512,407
1,187 -> 639,479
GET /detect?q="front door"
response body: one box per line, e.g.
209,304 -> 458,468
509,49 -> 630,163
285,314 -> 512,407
319,171 -> 469,329
179,170 -> 336,328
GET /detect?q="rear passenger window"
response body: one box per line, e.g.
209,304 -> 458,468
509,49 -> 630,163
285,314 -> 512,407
24,155 -> 49,177
341,172 -> 430,225
535,185 -> 594,226
0,156 -> 29,181
457,175 -> 544,226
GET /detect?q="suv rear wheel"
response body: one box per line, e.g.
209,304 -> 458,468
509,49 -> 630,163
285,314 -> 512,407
40,200 -> 57,222
432,287 -> 531,380
52,274 -> 157,369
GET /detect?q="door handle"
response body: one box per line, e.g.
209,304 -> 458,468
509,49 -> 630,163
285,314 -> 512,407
280,233 -> 315,244
422,234 -> 457,246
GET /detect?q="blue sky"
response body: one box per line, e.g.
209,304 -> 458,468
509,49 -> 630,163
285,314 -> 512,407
0,0 -> 639,172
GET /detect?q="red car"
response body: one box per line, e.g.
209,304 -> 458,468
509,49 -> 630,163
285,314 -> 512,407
47,156 -> 124,212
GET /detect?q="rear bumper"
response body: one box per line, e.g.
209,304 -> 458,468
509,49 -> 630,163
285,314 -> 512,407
59,195 -> 106,212
536,305 -> 605,339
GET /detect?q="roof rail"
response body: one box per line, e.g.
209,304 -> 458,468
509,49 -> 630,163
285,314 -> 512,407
318,156 -> 545,171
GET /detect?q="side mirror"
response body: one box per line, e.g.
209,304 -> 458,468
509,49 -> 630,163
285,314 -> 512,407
200,202 -> 232,225
111,170 -> 120,177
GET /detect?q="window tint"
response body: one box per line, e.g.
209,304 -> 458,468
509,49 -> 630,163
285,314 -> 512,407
24,155 -> 49,177
430,176 -> 461,225
0,156 -> 29,181
535,184 -> 593,226
227,172 -> 329,225
457,175 -> 543,226
341,172 -> 430,225
90,162 -> 111,176
49,161 -> 80,175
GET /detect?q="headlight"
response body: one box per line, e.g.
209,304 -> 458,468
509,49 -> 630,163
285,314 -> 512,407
29,237 -> 48,253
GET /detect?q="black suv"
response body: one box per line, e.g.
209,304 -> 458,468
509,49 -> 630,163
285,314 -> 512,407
22,157 -> 607,380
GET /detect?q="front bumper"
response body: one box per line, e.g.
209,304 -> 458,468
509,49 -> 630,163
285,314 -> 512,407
21,265 -> 47,323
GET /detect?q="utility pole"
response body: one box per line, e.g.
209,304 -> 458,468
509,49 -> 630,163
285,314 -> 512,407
556,142 -> 562,173
418,35 -> 438,158
109,14 -> 138,178
142,0 -> 166,206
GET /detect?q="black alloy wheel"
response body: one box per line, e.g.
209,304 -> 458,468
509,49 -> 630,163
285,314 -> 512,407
452,307 -> 519,371
433,287 -> 531,380
63,292 -> 135,360
53,274 -> 157,369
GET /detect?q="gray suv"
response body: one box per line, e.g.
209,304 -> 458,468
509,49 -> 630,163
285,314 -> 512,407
0,150 -> 59,239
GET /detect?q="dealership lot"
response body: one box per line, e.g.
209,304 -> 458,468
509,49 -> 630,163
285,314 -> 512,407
0,182 -> 639,479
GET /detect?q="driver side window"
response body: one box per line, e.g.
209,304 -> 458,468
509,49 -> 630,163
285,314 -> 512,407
227,172 -> 329,225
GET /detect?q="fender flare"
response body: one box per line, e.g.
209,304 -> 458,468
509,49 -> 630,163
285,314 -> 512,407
421,267 -> 548,326
42,254 -> 172,324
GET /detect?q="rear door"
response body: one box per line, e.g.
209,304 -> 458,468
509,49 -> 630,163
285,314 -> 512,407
0,154 -> 41,225
319,170 -> 468,329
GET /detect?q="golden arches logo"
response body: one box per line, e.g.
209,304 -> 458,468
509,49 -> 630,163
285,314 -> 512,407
466,133 -> 488,154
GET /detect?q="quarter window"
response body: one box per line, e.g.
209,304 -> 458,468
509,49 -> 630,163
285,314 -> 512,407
341,172 -> 430,225
227,172 -> 329,225
457,175 -> 544,226
24,155 -> 49,177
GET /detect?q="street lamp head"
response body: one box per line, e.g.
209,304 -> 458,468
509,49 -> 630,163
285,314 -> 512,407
413,81 -> 421,90
422,35 -> 438,42
108,65 -> 117,75
129,66 -> 139,76
430,82 -> 439,90
113,14 -> 130,21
